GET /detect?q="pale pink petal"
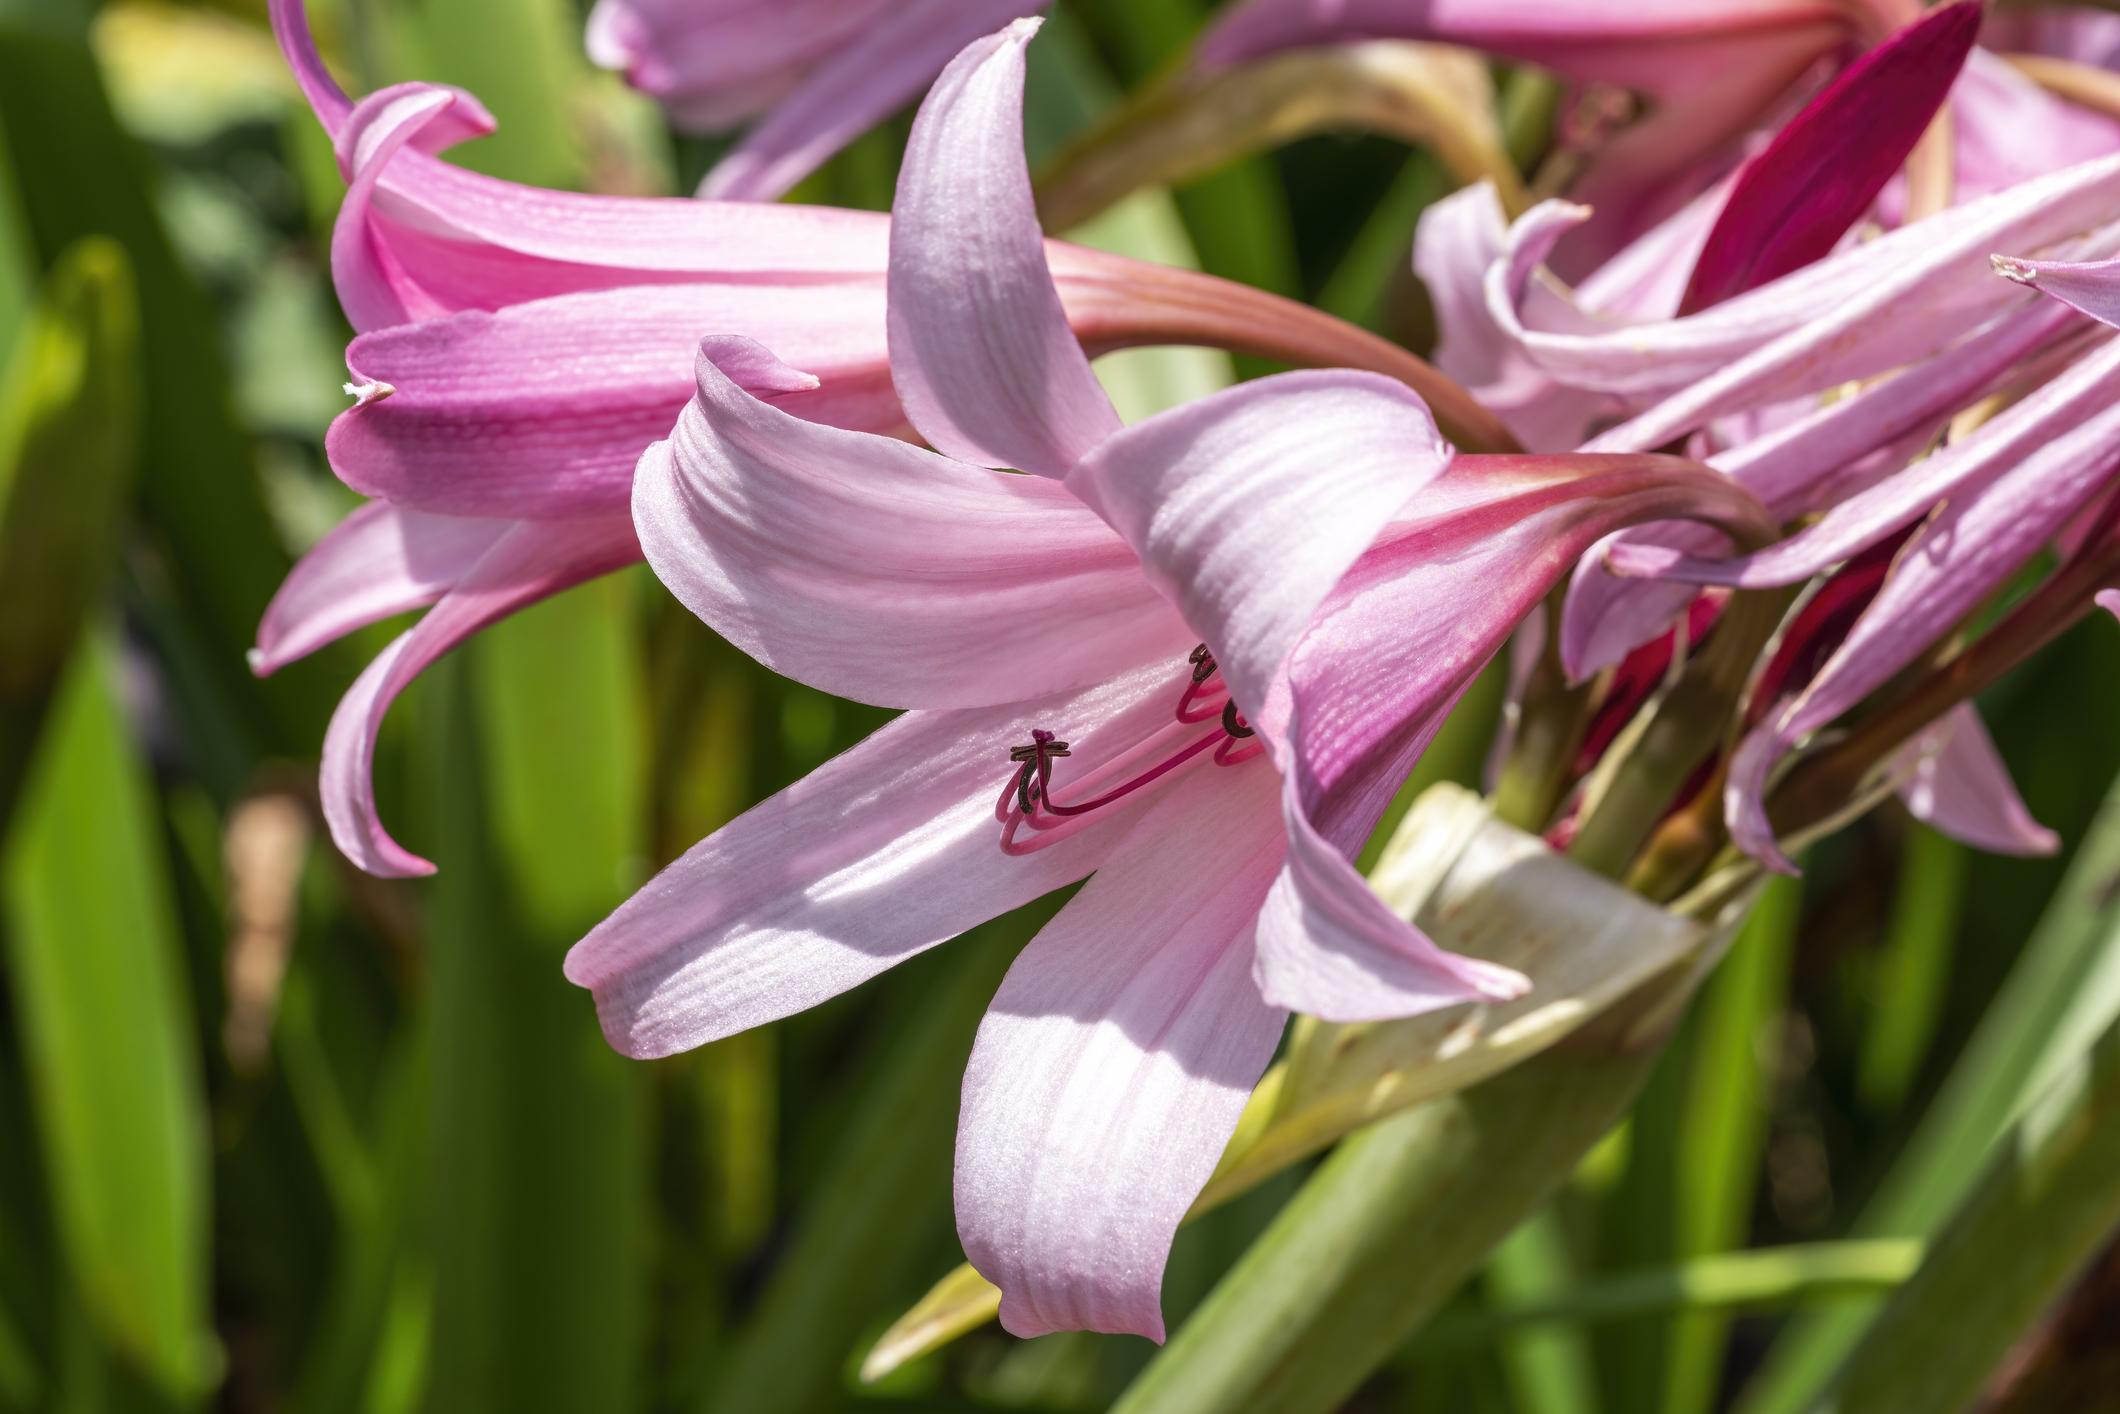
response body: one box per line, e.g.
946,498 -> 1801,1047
330,289 -> 887,518
957,763 -> 1288,1342
1894,704 -> 2059,857
1491,152 -> 2120,448
887,18 -> 1121,477
566,662 -> 1186,1058
1606,328 -> 2120,592
270,0 -> 897,307
1565,297 -> 2077,675
1727,394 -> 2120,867
636,339 -> 1189,709
1064,370 -> 1454,749
1254,454 -> 1769,1019
320,516 -> 640,877
1948,51 -> 2120,203
1199,0 -> 1849,97
251,503 -> 510,674
588,0 -> 882,127
2101,588 -> 2120,620
703,0 -> 1051,202
1995,252 -> 2120,328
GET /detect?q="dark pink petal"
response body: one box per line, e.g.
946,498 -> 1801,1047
329,82 -> 492,331
251,502 -> 510,674
329,289 -> 884,518
887,18 -> 1121,477
1680,1 -> 1981,313
702,0 -> 1051,202
956,763 -> 1288,1342
320,516 -> 641,877
1894,705 -> 2058,857
635,339 -> 1189,709
1064,371 -> 1454,749
565,663 -> 1186,1058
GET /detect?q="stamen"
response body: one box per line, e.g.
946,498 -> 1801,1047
996,645 -> 1266,855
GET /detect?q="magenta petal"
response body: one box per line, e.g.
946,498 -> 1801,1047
329,83 -> 489,332
565,662 -> 1186,1058
887,18 -> 1120,477
330,288 -> 885,519
1065,370 -> 1454,748
703,0 -> 1051,202
635,339 -> 1189,709
251,502 -> 510,675
1894,705 -> 2058,858
320,516 -> 640,877
957,764 -> 1288,1342
1679,2 -> 1981,314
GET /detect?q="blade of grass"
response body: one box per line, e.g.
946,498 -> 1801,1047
1739,768 -> 2120,1414
1817,1013 -> 2120,1411
1663,874 -> 1799,1414
1857,825 -> 1966,1113
2,632 -> 216,1401
420,575 -> 653,1412
702,909 -> 1042,1414
1484,1210 -> 1601,1414
0,236 -> 136,837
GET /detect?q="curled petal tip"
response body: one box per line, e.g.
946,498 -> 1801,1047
1992,254 -> 2038,284
245,647 -> 272,678
1002,15 -> 1046,43
344,378 -> 396,406
2098,589 -> 2120,621
1463,957 -> 1533,1003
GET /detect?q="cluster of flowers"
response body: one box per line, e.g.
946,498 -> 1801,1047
254,0 -> 2120,1345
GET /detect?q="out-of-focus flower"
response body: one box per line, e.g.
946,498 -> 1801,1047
566,20 -> 1770,1343
1202,1 -> 2120,267
256,0 -> 1498,877
587,0 -> 1049,200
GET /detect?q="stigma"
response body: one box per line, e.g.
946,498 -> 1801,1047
996,645 -> 1264,855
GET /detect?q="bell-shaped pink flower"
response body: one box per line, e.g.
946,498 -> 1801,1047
568,20 -> 1771,1343
587,0 -> 1050,200
258,0 -> 1489,877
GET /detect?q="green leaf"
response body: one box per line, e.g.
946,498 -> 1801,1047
1739,768 -> 2120,1414
1483,1211 -> 1601,1414
382,0 -> 589,188
1434,1241 -> 1923,1347
1858,824 -> 1966,1112
0,21 -> 327,769
702,914 -> 1035,1414
0,236 -> 137,835
2,632 -> 216,1400
417,577 -> 654,1412
1818,1013 -> 2120,1411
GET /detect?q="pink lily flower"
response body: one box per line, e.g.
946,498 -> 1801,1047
255,0 -> 1490,877
587,0 -> 1049,200
1202,1 -> 2120,268
567,20 -> 1771,1341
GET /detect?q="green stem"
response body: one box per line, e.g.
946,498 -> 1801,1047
1110,1036 -> 1665,1414
1568,589 -> 1791,880
1817,1016 -> 2120,1413
1490,594 -> 1594,834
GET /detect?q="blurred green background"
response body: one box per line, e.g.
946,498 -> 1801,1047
2,1 -> 2118,1411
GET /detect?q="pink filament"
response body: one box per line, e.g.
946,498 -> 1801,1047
997,647 -> 1262,856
